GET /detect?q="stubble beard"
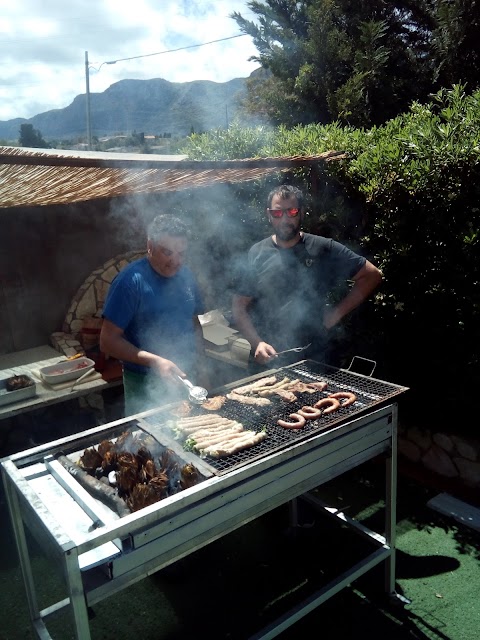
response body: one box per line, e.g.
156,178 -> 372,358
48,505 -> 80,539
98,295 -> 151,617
275,221 -> 301,242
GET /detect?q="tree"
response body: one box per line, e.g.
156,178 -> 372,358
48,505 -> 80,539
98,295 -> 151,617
430,0 -> 480,91
232,0 -> 480,127
18,124 -> 50,148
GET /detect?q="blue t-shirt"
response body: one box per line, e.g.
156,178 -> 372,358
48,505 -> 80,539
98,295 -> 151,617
102,257 -> 205,375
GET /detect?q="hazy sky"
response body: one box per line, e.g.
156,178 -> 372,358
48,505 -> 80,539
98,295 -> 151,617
0,0 -> 260,121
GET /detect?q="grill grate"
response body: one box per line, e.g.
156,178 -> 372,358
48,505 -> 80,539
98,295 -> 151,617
143,360 -> 408,475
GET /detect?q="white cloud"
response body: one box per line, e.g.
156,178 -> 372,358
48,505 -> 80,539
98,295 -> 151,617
0,0 -> 259,121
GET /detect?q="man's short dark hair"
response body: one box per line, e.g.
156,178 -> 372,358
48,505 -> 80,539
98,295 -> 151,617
267,185 -> 304,209
147,214 -> 189,244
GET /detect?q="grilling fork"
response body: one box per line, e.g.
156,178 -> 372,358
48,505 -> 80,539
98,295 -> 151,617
273,343 -> 311,357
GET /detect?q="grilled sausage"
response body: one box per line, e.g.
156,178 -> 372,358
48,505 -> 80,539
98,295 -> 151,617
313,397 -> 341,414
328,392 -> 357,407
297,406 -> 323,420
277,413 -> 307,429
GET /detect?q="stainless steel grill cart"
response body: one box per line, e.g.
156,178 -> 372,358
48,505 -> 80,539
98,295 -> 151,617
1,360 -> 408,639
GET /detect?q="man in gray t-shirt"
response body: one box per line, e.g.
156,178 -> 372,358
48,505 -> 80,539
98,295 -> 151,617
232,185 -> 382,369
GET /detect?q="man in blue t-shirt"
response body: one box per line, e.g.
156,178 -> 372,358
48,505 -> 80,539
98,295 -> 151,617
100,214 -> 206,415
232,184 -> 383,371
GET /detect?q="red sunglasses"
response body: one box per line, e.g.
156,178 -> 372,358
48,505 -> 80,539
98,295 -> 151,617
267,207 -> 300,218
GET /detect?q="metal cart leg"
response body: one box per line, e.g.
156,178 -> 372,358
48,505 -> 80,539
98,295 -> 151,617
384,406 -> 397,595
288,498 -> 298,527
63,549 -> 92,640
3,475 -> 42,634
385,405 -> 410,606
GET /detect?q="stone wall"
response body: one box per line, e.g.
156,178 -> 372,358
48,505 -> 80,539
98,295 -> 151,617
398,424 -> 480,489
50,250 -> 145,357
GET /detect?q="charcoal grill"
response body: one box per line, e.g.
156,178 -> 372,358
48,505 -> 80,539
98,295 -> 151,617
1,360 -> 408,640
142,359 -> 408,475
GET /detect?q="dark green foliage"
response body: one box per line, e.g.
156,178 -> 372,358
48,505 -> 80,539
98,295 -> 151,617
431,0 -> 480,91
232,1 -> 480,129
181,85 -> 480,429
18,123 -> 50,148
232,0 -> 433,126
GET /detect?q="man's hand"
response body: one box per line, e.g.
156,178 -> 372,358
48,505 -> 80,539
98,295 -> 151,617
323,307 -> 340,331
254,341 -> 277,364
150,356 -> 185,383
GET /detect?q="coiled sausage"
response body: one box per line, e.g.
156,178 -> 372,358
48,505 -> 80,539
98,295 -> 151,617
313,397 -> 341,414
277,413 -> 307,429
328,392 -> 357,407
297,406 -> 323,420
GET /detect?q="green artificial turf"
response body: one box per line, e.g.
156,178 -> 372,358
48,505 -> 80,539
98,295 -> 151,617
1,462 -> 479,640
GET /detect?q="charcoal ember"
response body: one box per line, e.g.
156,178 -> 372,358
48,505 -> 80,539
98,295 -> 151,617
180,463 -> 201,489
127,484 -> 161,512
79,447 -> 103,472
116,452 -> 140,493
75,427 -> 203,514
98,439 -> 115,458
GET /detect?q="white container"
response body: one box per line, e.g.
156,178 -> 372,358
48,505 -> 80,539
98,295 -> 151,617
202,324 -> 238,351
0,375 -> 37,406
39,357 -> 95,384
229,338 -> 251,363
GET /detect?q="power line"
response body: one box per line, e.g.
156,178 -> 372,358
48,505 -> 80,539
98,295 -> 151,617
99,34 -> 248,66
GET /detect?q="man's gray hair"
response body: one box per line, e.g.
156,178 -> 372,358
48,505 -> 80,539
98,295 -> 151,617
147,214 -> 189,243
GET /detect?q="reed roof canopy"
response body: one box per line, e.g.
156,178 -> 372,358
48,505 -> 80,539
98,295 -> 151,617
0,146 -> 346,208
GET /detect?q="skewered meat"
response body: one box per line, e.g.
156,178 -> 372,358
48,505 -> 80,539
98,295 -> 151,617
226,392 -> 271,406
273,389 -> 297,402
255,377 -> 292,393
306,381 -> 328,392
232,375 -> 277,394
201,430 -> 267,458
201,395 -> 227,411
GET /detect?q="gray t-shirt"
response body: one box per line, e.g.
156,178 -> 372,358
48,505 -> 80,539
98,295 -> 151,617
236,233 -> 366,359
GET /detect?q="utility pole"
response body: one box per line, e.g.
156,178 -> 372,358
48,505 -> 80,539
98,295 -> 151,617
85,51 -> 92,150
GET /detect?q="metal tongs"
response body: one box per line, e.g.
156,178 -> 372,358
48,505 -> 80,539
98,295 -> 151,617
177,376 -> 208,404
273,343 -> 311,357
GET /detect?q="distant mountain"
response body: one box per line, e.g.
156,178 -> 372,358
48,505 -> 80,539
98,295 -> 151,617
0,75 -> 254,142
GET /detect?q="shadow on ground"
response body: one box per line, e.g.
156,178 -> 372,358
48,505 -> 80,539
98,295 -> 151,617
1,459 -> 479,640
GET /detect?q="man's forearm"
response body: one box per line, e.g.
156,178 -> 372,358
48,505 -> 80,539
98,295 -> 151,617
101,333 -> 157,368
232,298 -> 262,350
325,262 -> 382,329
